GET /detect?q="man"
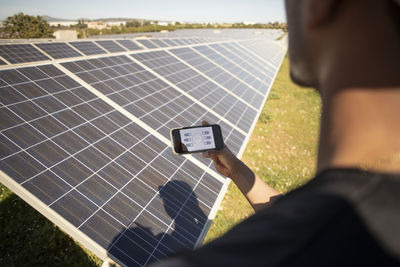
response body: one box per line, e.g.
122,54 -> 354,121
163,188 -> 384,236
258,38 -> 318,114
154,0 -> 400,265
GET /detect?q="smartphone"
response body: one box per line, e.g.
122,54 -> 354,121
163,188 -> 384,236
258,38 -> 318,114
170,124 -> 224,155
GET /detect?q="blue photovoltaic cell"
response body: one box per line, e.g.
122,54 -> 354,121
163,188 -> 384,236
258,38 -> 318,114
95,40 -> 127,53
35,42 -> 83,59
170,47 -> 264,109
116,40 -> 143,51
150,39 -> 169,48
69,41 -> 107,56
192,45 -> 268,96
0,44 -> 50,64
130,50 -> 258,134
61,55 -> 246,166
136,39 -> 159,49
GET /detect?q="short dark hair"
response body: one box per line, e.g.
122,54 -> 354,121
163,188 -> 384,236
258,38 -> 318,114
387,0 -> 400,34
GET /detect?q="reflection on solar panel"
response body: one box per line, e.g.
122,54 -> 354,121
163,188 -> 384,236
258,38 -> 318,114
0,58 -> 6,65
0,29 -> 287,266
0,44 -> 49,64
95,40 -> 127,53
69,41 -> 107,55
36,42 -> 83,59
136,39 -> 159,49
116,40 -> 143,51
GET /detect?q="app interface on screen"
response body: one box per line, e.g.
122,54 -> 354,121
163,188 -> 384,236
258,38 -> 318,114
179,126 -> 216,152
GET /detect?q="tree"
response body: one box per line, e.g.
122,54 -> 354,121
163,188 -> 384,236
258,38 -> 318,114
3,12 -> 53,39
126,20 -> 141,28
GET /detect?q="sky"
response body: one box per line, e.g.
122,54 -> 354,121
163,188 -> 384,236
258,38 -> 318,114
0,0 -> 286,23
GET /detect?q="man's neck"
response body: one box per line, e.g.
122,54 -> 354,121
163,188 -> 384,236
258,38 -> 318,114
317,88 -> 400,174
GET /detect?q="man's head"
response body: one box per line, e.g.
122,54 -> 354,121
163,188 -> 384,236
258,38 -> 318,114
285,0 -> 400,93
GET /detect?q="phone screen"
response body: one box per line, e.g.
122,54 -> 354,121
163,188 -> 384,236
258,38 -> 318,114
179,126 -> 216,152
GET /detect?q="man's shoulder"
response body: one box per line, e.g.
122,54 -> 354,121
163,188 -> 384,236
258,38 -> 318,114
182,169 -> 400,266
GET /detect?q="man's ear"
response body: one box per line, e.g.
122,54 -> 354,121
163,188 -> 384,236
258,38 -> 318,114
305,0 -> 340,28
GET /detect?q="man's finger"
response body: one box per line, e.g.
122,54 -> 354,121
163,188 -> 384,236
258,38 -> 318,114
201,120 -> 209,126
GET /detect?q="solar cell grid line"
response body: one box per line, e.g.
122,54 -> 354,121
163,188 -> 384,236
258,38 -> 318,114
57,55 -> 230,181
95,40 -> 127,53
0,44 -> 50,64
171,39 -> 186,46
60,55 -> 246,159
162,39 -> 179,47
240,40 -> 286,68
0,64 -> 226,266
35,42 -> 83,59
237,41 -> 285,76
136,39 -> 159,49
116,40 -> 143,51
192,44 -> 270,96
237,40 -> 277,65
242,40 -> 285,68
130,50 -> 255,133
209,43 -> 274,94
176,39 -> 192,45
150,39 -> 170,48
222,42 -> 276,78
69,41 -> 107,56
169,47 -> 264,109
162,48 -> 260,114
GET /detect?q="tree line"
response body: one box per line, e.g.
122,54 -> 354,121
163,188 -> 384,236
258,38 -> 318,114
0,13 -> 287,39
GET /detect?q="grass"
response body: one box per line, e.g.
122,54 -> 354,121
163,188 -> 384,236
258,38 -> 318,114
0,54 -> 321,265
204,55 -> 321,242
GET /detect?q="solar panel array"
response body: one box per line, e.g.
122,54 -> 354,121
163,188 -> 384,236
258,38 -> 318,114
0,30 -> 287,266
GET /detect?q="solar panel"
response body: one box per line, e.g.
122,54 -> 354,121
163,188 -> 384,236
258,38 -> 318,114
116,40 -> 143,51
0,30 -> 287,267
162,39 -> 179,47
192,45 -> 268,95
130,50 -> 257,134
136,39 -> 159,49
0,63 -> 225,266
95,40 -> 127,53
61,55 -> 245,165
209,43 -> 272,93
35,42 -> 83,59
169,47 -> 264,109
151,39 -> 169,48
69,41 -> 107,56
0,44 -> 50,64
172,39 -> 187,46
222,42 -> 275,81
0,58 -> 6,65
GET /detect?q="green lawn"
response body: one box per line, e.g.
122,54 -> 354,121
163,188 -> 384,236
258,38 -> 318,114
0,54 -> 321,265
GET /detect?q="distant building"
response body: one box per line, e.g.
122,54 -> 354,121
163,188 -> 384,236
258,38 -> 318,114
243,21 -> 257,25
157,21 -> 169,26
87,21 -> 107,30
106,21 -> 126,27
49,21 -> 78,27
53,30 -> 77,40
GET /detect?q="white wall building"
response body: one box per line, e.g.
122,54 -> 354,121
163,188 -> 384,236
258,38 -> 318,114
49,21 -> 78,27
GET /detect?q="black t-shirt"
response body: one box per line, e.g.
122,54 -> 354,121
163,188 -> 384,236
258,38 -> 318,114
182,169 -> 400,266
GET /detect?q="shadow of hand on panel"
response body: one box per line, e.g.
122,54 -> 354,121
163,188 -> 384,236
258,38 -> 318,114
107,180 -> 207,267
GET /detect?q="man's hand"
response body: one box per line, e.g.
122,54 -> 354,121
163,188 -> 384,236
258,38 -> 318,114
201,121 -> 242,178
200,121 -> 281,212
